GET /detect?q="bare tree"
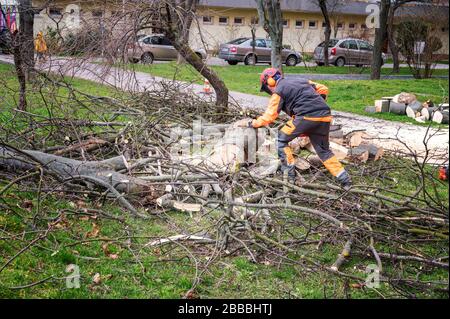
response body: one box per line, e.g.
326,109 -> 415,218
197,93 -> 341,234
317,0 -> 332,66
255,0 -> 283,70
387,0 -> 429,74
158,0 -> 229,111
249,16 -> 258,66
371,0 -> 390,80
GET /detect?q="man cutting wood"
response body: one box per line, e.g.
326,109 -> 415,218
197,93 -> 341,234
237,68 -> 352,188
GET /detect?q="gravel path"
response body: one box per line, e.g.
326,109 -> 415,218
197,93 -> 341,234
1,54 -> 447,163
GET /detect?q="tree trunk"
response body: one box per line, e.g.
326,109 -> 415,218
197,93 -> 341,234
387,5 -> 400,73
318,0 -> 331,67
371,0 -> 390,80
256,0 -> 283,70
11,32 -> 27,110
169,38 -> 229,112
18,0 -> 35,74
251,26 -> 257,66
176,0 -> 197,64
161,0 -> 229,111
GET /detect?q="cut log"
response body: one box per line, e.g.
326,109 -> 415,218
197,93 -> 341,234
389,102 -> 407,115
421,106 -> 438,121
365,144 -> 384,161
289,136 -> 310,153
345,131 -> 364,147
438,103 -> 449,110
415,116 -> 427,123
406,106 -> 416,119
330,142 -> 349,160
364,106 -> 377,113
347,147 -> 369,163
393,92 -> 417,105
408,100 -> 423,112
375,100 -> 390,113
432,110 -> 449,124
406,100 -> 423,118
295,157 -> 311,171
349,143 -> 384,161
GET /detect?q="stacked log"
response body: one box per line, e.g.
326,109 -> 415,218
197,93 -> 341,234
364,93 -> 449,125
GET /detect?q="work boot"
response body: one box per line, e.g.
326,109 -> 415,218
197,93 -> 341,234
336,170 -> 352,190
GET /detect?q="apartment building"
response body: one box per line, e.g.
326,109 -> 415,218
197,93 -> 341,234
2,0 -> 448,56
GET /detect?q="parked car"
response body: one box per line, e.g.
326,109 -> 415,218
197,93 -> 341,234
218,37 -> 302,66
313,38 -> 386,67
127,34 -> 207,64
0,29 -> 12,55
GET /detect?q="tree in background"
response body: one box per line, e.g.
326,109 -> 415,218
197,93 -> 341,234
315,0 -> 343,66
158,0 -> 229,111
317,0 -> 332,66
386,0 -> 430,74
396,20 -> 443,79
371,0 -> 390,80
255,0 -> 283,70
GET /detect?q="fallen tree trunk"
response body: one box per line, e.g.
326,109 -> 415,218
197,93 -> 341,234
0,145 -> 161,198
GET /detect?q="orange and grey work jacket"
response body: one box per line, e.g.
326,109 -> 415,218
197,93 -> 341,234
252,78 -> 331,128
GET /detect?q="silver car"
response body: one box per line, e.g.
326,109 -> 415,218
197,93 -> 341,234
313,38 -> 386,67
127,34 -> 207,64
218,37 -> 302,66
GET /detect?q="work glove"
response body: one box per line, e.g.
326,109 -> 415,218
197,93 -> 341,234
234,118 -> 254,128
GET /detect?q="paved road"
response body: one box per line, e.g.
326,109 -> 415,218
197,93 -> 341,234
285,73 -> 449,81
0,54 -> 447,162
206,56 -> 450,70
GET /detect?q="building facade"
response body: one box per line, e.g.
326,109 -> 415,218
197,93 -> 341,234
5,0 -> 449,57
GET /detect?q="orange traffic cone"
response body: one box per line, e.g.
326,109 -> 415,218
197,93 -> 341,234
203,78 -> 212,95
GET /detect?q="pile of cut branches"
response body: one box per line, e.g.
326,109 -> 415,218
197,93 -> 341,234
0,73 -> 448,298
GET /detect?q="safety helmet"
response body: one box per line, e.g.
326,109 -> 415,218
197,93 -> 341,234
260,68 -> 282,95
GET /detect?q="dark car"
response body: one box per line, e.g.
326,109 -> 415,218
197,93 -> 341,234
218,37 -> 302,66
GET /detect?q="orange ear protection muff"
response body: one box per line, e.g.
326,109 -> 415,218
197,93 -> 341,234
267,77 -> 277,87
266,71 -> 281,87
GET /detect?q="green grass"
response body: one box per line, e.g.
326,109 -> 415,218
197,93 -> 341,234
0,61 -> 448,299
122,62 -> 449,126
0,160 -> 447,299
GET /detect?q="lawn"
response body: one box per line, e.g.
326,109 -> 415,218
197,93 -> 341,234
121,62 -> 449,126
0,62 -> 448,299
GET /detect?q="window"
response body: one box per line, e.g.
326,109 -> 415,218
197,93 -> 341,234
282,19 -> 289,28
358,40 -> 372,51
49,7 -> 63,16
339,40 -> 358,50
308,20 -> 317,29
349,23 -> 356,30
161,37 -> 172,45
219,17 -> 228,25
202,16 -> 213,24
234,17 -> 244,25
295,20 -> 304,29
251,16 -> 259,25
322,21 -> 327,28
318,39 -> 339,47
361,23 -> 368,29
251,39 -> 266,48
337,22 -> 344,30
227,38 -> 248,45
